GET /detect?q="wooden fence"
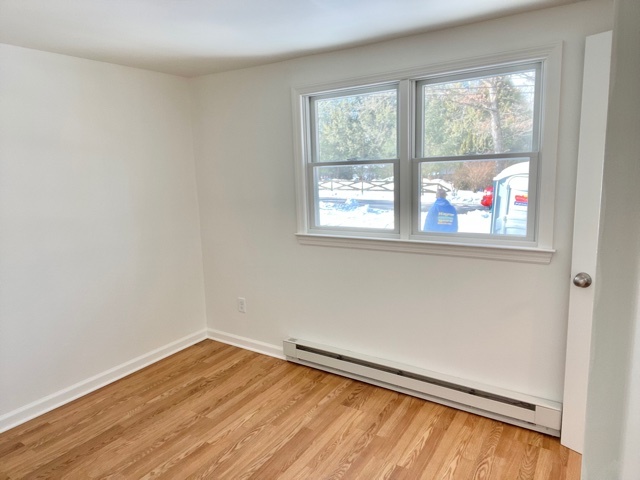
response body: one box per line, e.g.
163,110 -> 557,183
317,179 -> 451,194
317,179 -> 394,193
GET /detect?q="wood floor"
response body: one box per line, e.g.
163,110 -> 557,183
0,340 -> 581,479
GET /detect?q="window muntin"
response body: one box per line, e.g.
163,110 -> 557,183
300,60 -> 547,248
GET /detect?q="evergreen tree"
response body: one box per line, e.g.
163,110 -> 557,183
315,90 -> 396,180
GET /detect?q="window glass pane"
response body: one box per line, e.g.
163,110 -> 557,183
314,89 -> 397,162
422,70 -> 536,157
420,159 -> 529,236
314,164 -> 394,230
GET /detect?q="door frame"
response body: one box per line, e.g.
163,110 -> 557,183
561,30 -> 612,453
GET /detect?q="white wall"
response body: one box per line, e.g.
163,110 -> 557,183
583,0 -> 640,476
0,45 -> 207,423
192,0 -> 613,402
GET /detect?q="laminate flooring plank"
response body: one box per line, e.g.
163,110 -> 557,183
185,380 -> 337,480
532,447 -> 557,480
470,421 -> 504,480
443,416 -> 497,479
213,379 -> 353,479
516,443 -> 540,480
353,457 -> 396,480
403,408 -> 467,480
431,414 -> 482,480
330,391 -> 406,477
566,449 -> 582,480
372,397 -> 434,464
276,406 -> 364,480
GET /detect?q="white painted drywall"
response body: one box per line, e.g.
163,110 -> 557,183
582,0 -> 640,476
0,45 -> 207,418
191,0 -> 613,402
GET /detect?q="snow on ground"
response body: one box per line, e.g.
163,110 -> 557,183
450,209 -> 491,234
317,189 -> 492,233
319,202 -> 394,229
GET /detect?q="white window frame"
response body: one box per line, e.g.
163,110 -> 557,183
292,44 -> 562,264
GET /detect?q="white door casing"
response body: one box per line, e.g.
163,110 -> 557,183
561,30 -> 612,453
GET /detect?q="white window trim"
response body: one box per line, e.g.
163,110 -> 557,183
296,234 -> 554,264
292,44 -> 562,263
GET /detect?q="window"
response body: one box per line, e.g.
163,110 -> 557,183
294,47 -> 560,262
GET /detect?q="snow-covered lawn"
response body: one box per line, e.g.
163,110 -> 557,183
317,189 -> 492,233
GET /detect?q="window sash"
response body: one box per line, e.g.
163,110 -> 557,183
307,159 -> 400,235
411,153 -> 538,243
308,83 -> 399,164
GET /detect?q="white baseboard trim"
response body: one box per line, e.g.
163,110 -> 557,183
0,329 -> 208,434
207,328 -> 284,360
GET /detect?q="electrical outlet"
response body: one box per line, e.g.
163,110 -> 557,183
237,297 -> 247,313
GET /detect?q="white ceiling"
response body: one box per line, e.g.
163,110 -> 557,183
0,0 -> 582,77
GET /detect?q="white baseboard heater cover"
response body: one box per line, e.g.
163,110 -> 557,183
283,338 -> 562,437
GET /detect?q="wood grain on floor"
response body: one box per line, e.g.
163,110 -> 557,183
0,340 -> 581,479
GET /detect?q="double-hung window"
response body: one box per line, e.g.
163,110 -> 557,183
294,48 -> 560,262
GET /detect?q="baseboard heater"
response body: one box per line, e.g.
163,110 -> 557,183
283,338 -> 562,436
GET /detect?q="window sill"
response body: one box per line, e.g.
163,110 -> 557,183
296,234 -> 555,264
